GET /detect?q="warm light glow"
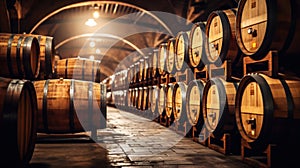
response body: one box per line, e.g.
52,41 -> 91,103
93,11 -> 100,19
96,48 -> 101,54
85,18 -> 97,27
89,41 -> 95,48
252,42 -> 257,48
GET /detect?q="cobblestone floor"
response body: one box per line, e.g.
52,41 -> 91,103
30,107 -> 256,168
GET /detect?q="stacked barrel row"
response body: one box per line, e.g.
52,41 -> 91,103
33,78 -> 107,136
109,0 -> 300,166
33,55 -> 106,139
0,32 -> 107,167
44,56 -> 107,137
0,33 -> 50,167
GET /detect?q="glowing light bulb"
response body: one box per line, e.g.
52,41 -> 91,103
96,48 -> 101,54
85,19 -> 97,27
93,11 -> 100,19
89,41 -> 95,48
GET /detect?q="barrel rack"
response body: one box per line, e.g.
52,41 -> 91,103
208,60 -> 233,81
159,114 -> 173,127
193,127 -> 209,146
238,50 -> 281,167
193,66 -> 208,82
175,69 -> 193,84
170,119 -> 191,137
243,50 -> 278,77
241,139 -> 277,168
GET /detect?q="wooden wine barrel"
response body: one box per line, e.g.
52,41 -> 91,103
133,88 -> 138,108
236,0 -> 300,60
33,79 -> 106,134
132,88 -> 138,108
127,65 -> 134,84
124,88 -> 132,111
133,62 -> 140,84
113,90 -> 120,106
150,86 -> 159,114
115,90 -> 126,108
113,72 -> 119,89
146,86 -> 152,112
127,89 -> 133,108
166,83 -> 175,118
29,34 -> 55,79
175,31 -> 190,72
189,22 -> 208,70
235,73 -> 300,151
172,82 -> 188,122
143,56 -> 149,82
186,79 -> 205,127
139,58 -> 144,82
142,87 -> 149,111
158,43 -> 168,75
54,57 -> 101,83
126,89 -> 130,108
202,77 -> 239,139
132,88 -> 137,108
0,33 -> 40,79
122,70 -> 127,87
114,71 -> 123,89
112,91 -> 118,107
158,85 -> 167,116
118,70 -> 127,88
0,77 -> 37,167
130,88 -> 135,108
117,91 -> 121,107
53,54 -> 60,75
146,53 -> 152,80
137,87 -> 144,110
166,38 -> 176,74
205,9 -> 241,66
151,49 -> 159,78
121,90 -> 127,108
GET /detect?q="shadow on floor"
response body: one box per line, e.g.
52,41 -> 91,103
29,134 -> 111,168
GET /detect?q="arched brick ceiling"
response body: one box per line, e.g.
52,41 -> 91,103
1,0 -> 237,81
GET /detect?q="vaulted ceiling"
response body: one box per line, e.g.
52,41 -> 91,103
0,0 -> 238,81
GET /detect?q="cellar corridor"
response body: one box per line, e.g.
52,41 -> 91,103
30,107 -> 254,168
2,1 -> 300,168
